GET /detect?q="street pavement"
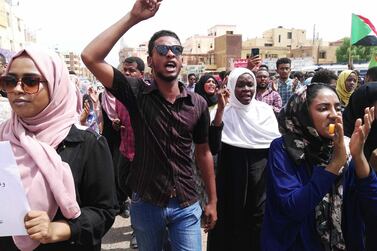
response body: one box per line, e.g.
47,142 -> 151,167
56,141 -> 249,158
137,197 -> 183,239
101,216 -> 208,251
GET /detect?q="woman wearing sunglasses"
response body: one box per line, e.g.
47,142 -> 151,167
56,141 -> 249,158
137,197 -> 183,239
261,83 -> 377,251
0,47 -> 118,251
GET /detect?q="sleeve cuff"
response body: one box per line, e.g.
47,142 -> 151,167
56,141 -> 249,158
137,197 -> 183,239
357,167 -> 377,187
67,218 -> 80,244
210,121 -> 224,129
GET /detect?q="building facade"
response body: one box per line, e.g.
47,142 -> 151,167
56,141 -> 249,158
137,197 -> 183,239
0,0 -> 26,60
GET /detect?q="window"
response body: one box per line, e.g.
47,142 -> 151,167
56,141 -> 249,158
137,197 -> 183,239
266,54 -> 278,58
287,32 -> 292,39
210,43 -> 213,49
17,18 -> 21,32
319,51 -> 326,59
264,43 -> 273,47
278,35 -> 281,43
226,31 -> 233,35
197,44 -> 201,49
6,12 -> 10,26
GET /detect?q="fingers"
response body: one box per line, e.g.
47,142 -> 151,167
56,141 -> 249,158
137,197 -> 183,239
332,116 -> 344,141
24,211 -> 51,241
364,113 -> 371,136
353,118 -> 362,133
369,106 -> 375,123
143,0 -> 161,11
25,211 -> 49,227
203,213 -> 217,233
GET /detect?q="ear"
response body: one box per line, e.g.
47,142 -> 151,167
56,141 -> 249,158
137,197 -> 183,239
147,56 -> 152,67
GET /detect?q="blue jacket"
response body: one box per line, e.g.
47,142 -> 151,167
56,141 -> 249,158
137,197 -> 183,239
261,137 -> 377,251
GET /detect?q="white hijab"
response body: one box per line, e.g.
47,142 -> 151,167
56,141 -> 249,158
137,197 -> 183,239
222,68 -> 280,149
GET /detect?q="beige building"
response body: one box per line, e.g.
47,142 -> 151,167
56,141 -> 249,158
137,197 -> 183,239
0,0 -> 26,55
242,26 -> 339,66
183,35 -> 215,55
242,26 -> 312,59
118,42 -> 149,71
60,51 -> 95,81
214,33 -> 242,71
290,39 -> 339,65
182,25 -> 239,72
62,52 -> 81,73
208,25 -> 237,37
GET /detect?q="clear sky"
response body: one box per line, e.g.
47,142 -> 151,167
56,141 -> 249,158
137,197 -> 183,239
16,0 -> 376,66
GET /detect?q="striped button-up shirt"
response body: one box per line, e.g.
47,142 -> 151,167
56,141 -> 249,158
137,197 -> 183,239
109,68 -> 209,207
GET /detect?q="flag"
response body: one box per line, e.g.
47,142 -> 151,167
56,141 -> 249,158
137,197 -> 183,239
369,53 -> 377,69
351,14 -> 377,46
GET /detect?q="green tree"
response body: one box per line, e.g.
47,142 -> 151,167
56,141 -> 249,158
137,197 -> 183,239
336,37 -> 377,63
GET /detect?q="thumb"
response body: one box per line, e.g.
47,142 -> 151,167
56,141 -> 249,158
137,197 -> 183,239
354,118 -> 362,133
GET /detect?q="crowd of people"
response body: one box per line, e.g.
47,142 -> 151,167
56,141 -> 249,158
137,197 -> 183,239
1,0 -> 377,251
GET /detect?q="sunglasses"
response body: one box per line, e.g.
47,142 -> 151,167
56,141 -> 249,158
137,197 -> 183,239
154,44 -> 183,56
0,75 -> 47,94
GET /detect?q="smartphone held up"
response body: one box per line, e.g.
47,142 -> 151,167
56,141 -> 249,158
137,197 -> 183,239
251,48 -> 260,57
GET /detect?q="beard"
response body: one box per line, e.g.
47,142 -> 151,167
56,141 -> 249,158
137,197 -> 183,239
257,83 -> 268,90
155,71 -> 179,82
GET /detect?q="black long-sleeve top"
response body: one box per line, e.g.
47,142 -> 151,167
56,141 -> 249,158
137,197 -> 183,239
208,122 -> 224,155
0,125 -> 118,251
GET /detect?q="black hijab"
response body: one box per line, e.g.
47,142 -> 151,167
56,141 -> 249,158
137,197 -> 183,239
343,82 -> 377,160
194,74 -> 219,107
278,84 -> 334,167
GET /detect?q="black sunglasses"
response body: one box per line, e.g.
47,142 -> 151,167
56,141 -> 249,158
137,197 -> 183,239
0,75 -> 47,94
154,44 -> 183,56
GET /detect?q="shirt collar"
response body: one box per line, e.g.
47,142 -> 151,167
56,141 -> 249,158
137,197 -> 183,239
142,80 -> 193,104
278,78 -> 292,85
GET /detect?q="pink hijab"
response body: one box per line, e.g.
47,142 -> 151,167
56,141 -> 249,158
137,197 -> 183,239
101,89 -> 118,121
0,47 -> 81,250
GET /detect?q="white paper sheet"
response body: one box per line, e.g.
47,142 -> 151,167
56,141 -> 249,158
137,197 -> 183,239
0,141 -> 30,236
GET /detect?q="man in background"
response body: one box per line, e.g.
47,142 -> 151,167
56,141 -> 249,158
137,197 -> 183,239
255,69 -> 282,114
186,73 -> 196,92
311,69 -> 338,88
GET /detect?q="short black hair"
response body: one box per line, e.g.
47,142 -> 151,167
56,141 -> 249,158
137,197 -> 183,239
124,56 -> 145,72
311,69 -> 338,84
366,67 -> 377,82
259,64 -> 269,71
218,70 -> 230,81
293,71 -> 304,79
188,73 -> 196,79
148,30 -> 181,56
276,57 -> 291,69
306,83 -> 337,107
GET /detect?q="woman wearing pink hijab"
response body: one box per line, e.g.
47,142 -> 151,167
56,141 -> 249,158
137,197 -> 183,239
0,47 -> 117,251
